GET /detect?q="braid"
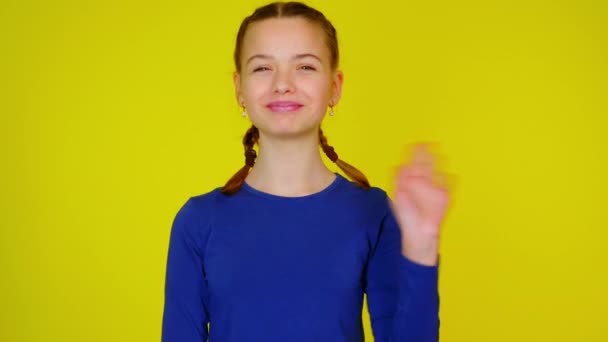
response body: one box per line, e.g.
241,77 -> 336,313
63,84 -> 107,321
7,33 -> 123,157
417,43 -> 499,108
319,128 -> 370,189
243,126 -> 259,167
221,125 -> 259,194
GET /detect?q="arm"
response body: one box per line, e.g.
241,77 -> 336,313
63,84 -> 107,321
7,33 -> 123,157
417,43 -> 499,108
365,208 -> 440,342
162,198 -> 211,342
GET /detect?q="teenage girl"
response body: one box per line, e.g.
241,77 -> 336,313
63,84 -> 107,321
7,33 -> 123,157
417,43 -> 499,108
162,2 -> 449,341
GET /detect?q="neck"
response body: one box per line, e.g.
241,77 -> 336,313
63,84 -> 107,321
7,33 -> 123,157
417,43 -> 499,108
245,132 -> 336,197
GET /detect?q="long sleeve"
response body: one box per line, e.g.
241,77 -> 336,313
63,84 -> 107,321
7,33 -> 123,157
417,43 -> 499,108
365,204 -> 440,342
162,198 -> 212,342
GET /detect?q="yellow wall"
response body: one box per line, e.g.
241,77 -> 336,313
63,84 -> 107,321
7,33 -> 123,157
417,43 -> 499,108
2,0 -> 606,341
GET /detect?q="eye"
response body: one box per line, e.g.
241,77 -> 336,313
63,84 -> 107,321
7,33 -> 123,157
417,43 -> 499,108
299,65 -> 317,71
253,66 -> 270,72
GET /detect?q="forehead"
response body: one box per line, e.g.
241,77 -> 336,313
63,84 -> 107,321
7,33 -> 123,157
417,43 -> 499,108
242,17 -> 329,60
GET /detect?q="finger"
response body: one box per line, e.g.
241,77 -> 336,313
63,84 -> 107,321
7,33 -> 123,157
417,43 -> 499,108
409,163 -> 432,179
396,166 -> 426,192
411,144 -> 434,180
395,165 -> 411,191
397,166 -> 434,195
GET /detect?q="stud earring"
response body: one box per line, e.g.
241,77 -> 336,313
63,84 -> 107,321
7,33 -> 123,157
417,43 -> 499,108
329,105 -> 335,116
241,106 -> 247,117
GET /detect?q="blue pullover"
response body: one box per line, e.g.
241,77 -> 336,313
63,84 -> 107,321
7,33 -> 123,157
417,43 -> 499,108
162,173 -> 439,341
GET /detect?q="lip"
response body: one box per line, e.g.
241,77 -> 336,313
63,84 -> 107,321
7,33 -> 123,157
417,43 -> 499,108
266,101 -> 304,113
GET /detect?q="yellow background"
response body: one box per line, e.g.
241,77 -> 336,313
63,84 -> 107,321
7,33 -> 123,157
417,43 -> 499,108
2,0 -> 606,341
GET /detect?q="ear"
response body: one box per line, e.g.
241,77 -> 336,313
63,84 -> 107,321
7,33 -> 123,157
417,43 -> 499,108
329,70 -> 344,106
233,71 -> 243,106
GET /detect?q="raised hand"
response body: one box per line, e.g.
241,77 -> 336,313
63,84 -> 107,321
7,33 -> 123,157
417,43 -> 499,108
391,143 -> 450,266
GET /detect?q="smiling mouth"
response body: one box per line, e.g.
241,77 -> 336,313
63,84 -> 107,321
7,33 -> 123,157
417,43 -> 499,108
266,102 -> 304,113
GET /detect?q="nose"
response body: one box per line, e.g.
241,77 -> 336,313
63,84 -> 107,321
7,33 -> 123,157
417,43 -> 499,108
272,68 -> 295,94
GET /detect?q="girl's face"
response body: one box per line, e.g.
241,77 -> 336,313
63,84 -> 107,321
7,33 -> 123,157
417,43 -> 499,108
234,17 -> 343,139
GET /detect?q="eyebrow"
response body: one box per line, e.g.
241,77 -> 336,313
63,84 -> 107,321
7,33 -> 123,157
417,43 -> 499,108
246,53 -> 322,66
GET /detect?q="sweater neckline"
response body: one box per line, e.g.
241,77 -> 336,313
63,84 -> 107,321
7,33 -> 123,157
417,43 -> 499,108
241,172 -> 345,201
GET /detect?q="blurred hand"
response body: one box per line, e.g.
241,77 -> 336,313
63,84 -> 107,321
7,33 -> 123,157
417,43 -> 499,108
392,143 -> 450,266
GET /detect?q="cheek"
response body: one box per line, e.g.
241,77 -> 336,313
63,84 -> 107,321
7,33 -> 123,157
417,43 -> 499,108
302,78 -> 332,101
242,78 -> 270,100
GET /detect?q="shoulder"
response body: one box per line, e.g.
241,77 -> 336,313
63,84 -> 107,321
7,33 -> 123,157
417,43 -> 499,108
334,176 -> 392,217
172,188 -> 226,235
338,175 -> 390,204
334,177 -> 397,244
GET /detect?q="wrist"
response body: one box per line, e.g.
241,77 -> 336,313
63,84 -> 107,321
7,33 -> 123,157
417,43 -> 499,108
401,238 -> 439,266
